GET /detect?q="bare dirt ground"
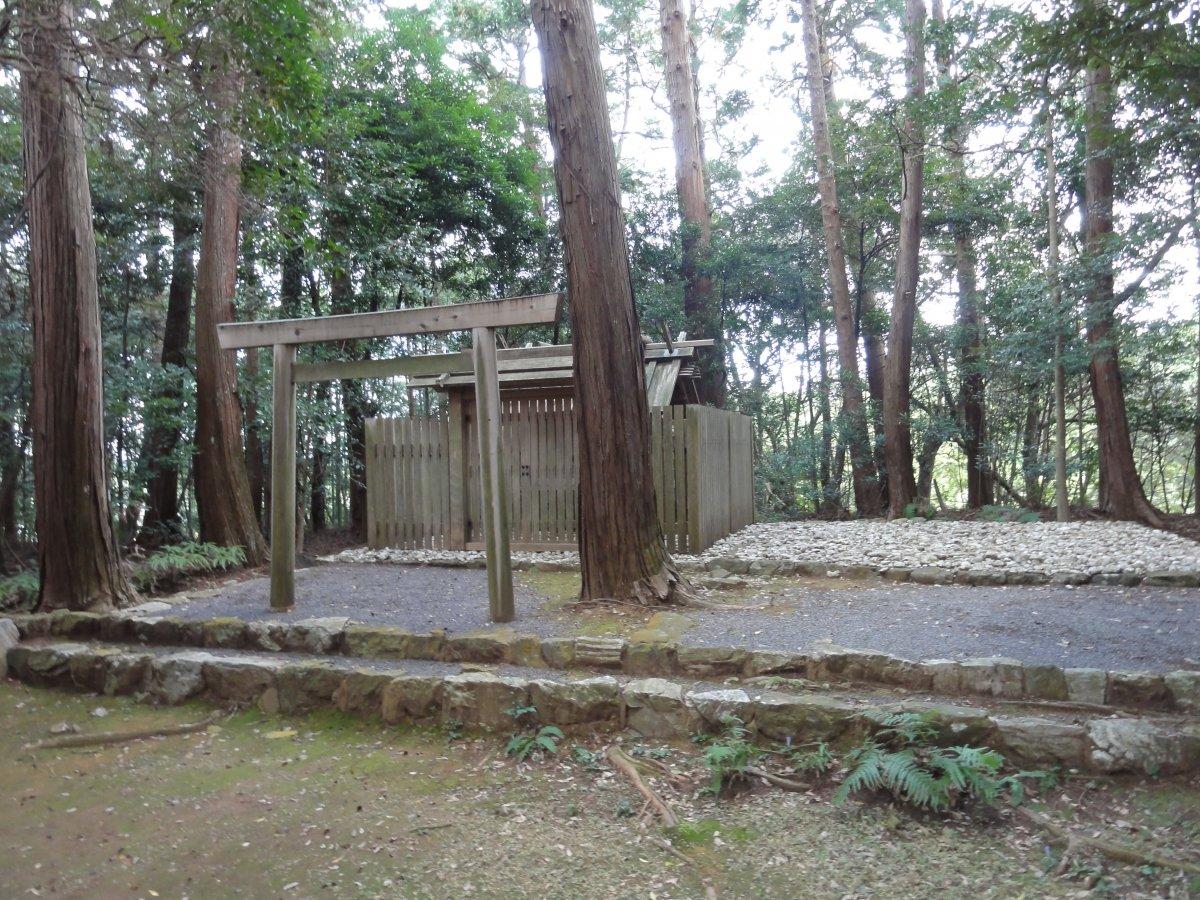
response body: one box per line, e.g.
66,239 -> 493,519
4,682 -> 1198,899
167,563 -> 1200,672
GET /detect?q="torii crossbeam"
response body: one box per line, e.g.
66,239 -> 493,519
217,293 -> 562,621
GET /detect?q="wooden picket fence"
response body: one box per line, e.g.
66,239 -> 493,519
365,403 -> 753,554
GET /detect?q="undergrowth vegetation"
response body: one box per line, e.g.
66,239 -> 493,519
698,710 -> 1046,812
1,541 -> 245,609
504,704 -> 563,762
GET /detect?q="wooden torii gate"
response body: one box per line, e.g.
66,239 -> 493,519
217,293 -> 562,622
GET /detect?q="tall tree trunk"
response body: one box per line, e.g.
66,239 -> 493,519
799,0 -> 882,515
20,0 -> 135,610
1082,61 -> 1162,526
1047,108 -> 1070,521
659,0 -> 725,406
883,0 -> 927,517
931,0 -> 991,509
533,0 -> 685,603
192,72 -> 268,563
139,203 -> 197,545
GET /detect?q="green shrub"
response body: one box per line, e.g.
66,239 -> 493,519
0,569 -> 38,609
132,542 -> 246,592
503,704 -> 562,762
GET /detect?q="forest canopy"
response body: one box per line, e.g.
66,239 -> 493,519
1,0 -> 1198,598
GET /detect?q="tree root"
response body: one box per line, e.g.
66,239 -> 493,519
23,711 -> 223,751
1016,806 -> 1200,876
608,746 -> 678,828
646,835 -> 719,899
745,766 -> 810,792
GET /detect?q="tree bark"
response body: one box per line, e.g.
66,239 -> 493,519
139,203 -> 197,545
192,72 -> 268,563
533,0 -> 685,603
1082,61 -> 1162,526
20,0 -> 135,610
799,0 -> 883,516
1047,108 -> 1070,521
883,0 -> 926,517
659,0 -> 725,406
930,0 -> 991,509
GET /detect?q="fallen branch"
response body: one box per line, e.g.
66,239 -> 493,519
1016,805 -> 1200,876
23,711 -> 222,751
608,746 -> 678,828
745,766 -> 809,792
646,835 -> 718,900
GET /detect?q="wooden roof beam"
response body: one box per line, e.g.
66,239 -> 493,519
217,292 -> 562,350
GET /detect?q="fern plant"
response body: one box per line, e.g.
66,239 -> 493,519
0,569 -> 39,610
133,542 -> 246,591
701,715 -> 764,795
833,710 -> 1025,810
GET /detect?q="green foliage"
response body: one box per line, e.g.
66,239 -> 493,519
504,704 -> 563,762
0,570 -> 38,609
132,542 -> 246,592
833,711 -> 1027,811
789,741 -> 834,778
700,715 -> 765,795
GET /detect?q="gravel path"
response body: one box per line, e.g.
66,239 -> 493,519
699,520 -> 1200,574
170,563 -> 1200,672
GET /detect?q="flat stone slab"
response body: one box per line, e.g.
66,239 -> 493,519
160,563 -> 1200,673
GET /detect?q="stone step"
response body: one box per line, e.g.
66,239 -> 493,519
6,640 -> 1199,777
7,609 -> 1199,715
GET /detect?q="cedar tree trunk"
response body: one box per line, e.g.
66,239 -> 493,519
21,0 -> 135,610
800,0 -> 882,515
931,0 -> 991,508
659,0 -> 725,406
139,204 -> 197,544
883,0 -> 926,517
533,0 -> 686,603
193,72 -> 268,563
1082,61 -> 1161,526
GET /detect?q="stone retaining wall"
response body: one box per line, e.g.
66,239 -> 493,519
7,641 -> 1199,776
7,609 -> 1199,715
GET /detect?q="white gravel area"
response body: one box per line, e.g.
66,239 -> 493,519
699,520 -> 1200,575
323,520 -> 1200,577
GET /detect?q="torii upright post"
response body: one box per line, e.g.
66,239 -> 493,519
472,326 -> 514,621
270,343 -> 298,611
216,293 -> 559,618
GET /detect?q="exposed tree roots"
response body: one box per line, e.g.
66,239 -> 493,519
1016,806 -> 1200,876
607,746 -> 678,828
745,766 -> 810,792
23,711 -> 222,751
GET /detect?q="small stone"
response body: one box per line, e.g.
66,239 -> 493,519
574,636 -> 625,668
540,637 -> 576,669
1064,668 -> 1107,705
146,651 -> 214,704
1165,670 -> 1200,714
623,678 -> 695,739
1106,671 -> 1170,709
676,645 -> 748,679
910,566 -> 953,585
993,716 -> 1086,767
286,617 -> 349,655
1087,718 -> 1200,774
958,657 -> 1024,698
380,675 -> 443,723
441,671 -> 529,729
1023,665 -> 1069,701
686,688 -> 754,728
528,676 -> 619,726
1142,570 -> 1200,588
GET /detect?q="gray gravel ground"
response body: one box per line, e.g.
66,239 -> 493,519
170,563 -> 1200,672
